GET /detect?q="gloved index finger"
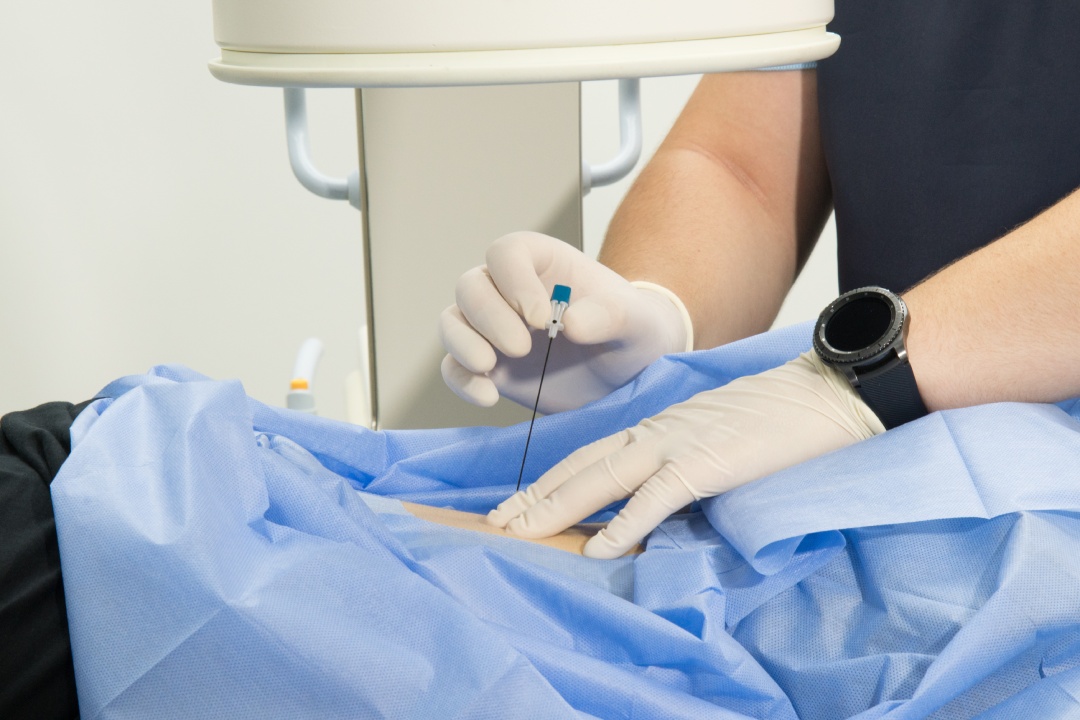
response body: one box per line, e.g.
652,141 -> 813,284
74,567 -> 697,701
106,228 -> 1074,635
455,266 -> 534,359
489,430 -> 629,530
505,430 -> 658,539
485,233 -> 558,330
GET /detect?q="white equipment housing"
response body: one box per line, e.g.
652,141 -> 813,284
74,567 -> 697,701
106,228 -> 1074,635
209,0 -> 839,429
211,0 -> 837,87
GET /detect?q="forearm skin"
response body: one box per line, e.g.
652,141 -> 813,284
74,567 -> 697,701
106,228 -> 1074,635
599,71 -> 832,350
904,186 -> 1080,410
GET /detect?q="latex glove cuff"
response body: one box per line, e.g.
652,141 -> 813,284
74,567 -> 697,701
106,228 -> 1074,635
629,280 -> 695,352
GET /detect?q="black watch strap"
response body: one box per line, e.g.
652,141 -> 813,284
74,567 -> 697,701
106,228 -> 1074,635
855,359 -> 929,430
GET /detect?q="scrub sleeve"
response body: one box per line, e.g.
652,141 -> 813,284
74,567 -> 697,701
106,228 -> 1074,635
818,0 -> 1080,294
0,400 -> 91,720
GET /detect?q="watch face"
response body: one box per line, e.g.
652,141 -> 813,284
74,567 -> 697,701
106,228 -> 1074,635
823,294 -> 893,352
814,286 -> 907,365
814,287 -> 925,428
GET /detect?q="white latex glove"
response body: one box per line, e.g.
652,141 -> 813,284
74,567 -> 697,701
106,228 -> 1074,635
440,231 -> 694,413
487,351 -> 887,558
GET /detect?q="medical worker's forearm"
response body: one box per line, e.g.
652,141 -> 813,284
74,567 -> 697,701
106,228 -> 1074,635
904,186 -> 1080,410
599,71 -> 832,350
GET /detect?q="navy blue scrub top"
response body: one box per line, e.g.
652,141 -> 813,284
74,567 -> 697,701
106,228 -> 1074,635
817,0 -> 1080,294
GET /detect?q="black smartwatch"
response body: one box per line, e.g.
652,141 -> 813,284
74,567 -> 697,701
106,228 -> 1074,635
813,286 -> 928,430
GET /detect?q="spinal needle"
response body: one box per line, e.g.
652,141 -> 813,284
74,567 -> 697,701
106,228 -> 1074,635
515,284 -> 571,492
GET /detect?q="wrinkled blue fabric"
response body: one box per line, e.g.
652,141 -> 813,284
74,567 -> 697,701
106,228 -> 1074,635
51,323 -> 1080,719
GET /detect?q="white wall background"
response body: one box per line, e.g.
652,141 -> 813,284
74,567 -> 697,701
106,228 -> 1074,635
0,4 -> 837,420
1,4 -> 365,419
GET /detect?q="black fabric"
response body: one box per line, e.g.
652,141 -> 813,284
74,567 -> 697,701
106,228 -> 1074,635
1,401 -> 91,719
818,0 -> 1080,294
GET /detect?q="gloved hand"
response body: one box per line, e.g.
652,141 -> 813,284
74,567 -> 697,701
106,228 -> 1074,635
487,351 -> 887,558
440,231 -> 694,413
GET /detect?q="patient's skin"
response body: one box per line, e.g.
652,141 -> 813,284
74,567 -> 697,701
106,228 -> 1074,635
401,502 -> 643,556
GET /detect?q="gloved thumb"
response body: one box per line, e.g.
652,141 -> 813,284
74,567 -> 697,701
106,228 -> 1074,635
561,294 -> 630,345
564,283 -> 693,352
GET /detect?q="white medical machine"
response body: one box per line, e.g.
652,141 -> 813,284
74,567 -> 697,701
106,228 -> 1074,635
208,0 -> 839,429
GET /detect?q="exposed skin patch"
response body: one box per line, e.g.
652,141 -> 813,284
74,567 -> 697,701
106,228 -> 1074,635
401,502 -> 643,556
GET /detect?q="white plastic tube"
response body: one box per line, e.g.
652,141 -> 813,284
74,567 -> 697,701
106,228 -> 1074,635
287,337 -> 324,414
292,337 -> 325,386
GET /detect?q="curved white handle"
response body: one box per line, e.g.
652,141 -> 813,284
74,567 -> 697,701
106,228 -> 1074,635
284,88 -> 361,210
583,78 -> 642,194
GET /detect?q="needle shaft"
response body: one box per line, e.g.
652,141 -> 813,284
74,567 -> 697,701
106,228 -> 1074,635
515,335 -> 555,492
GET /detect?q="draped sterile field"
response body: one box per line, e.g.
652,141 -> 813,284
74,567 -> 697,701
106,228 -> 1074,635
52,324 -> 1080,719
